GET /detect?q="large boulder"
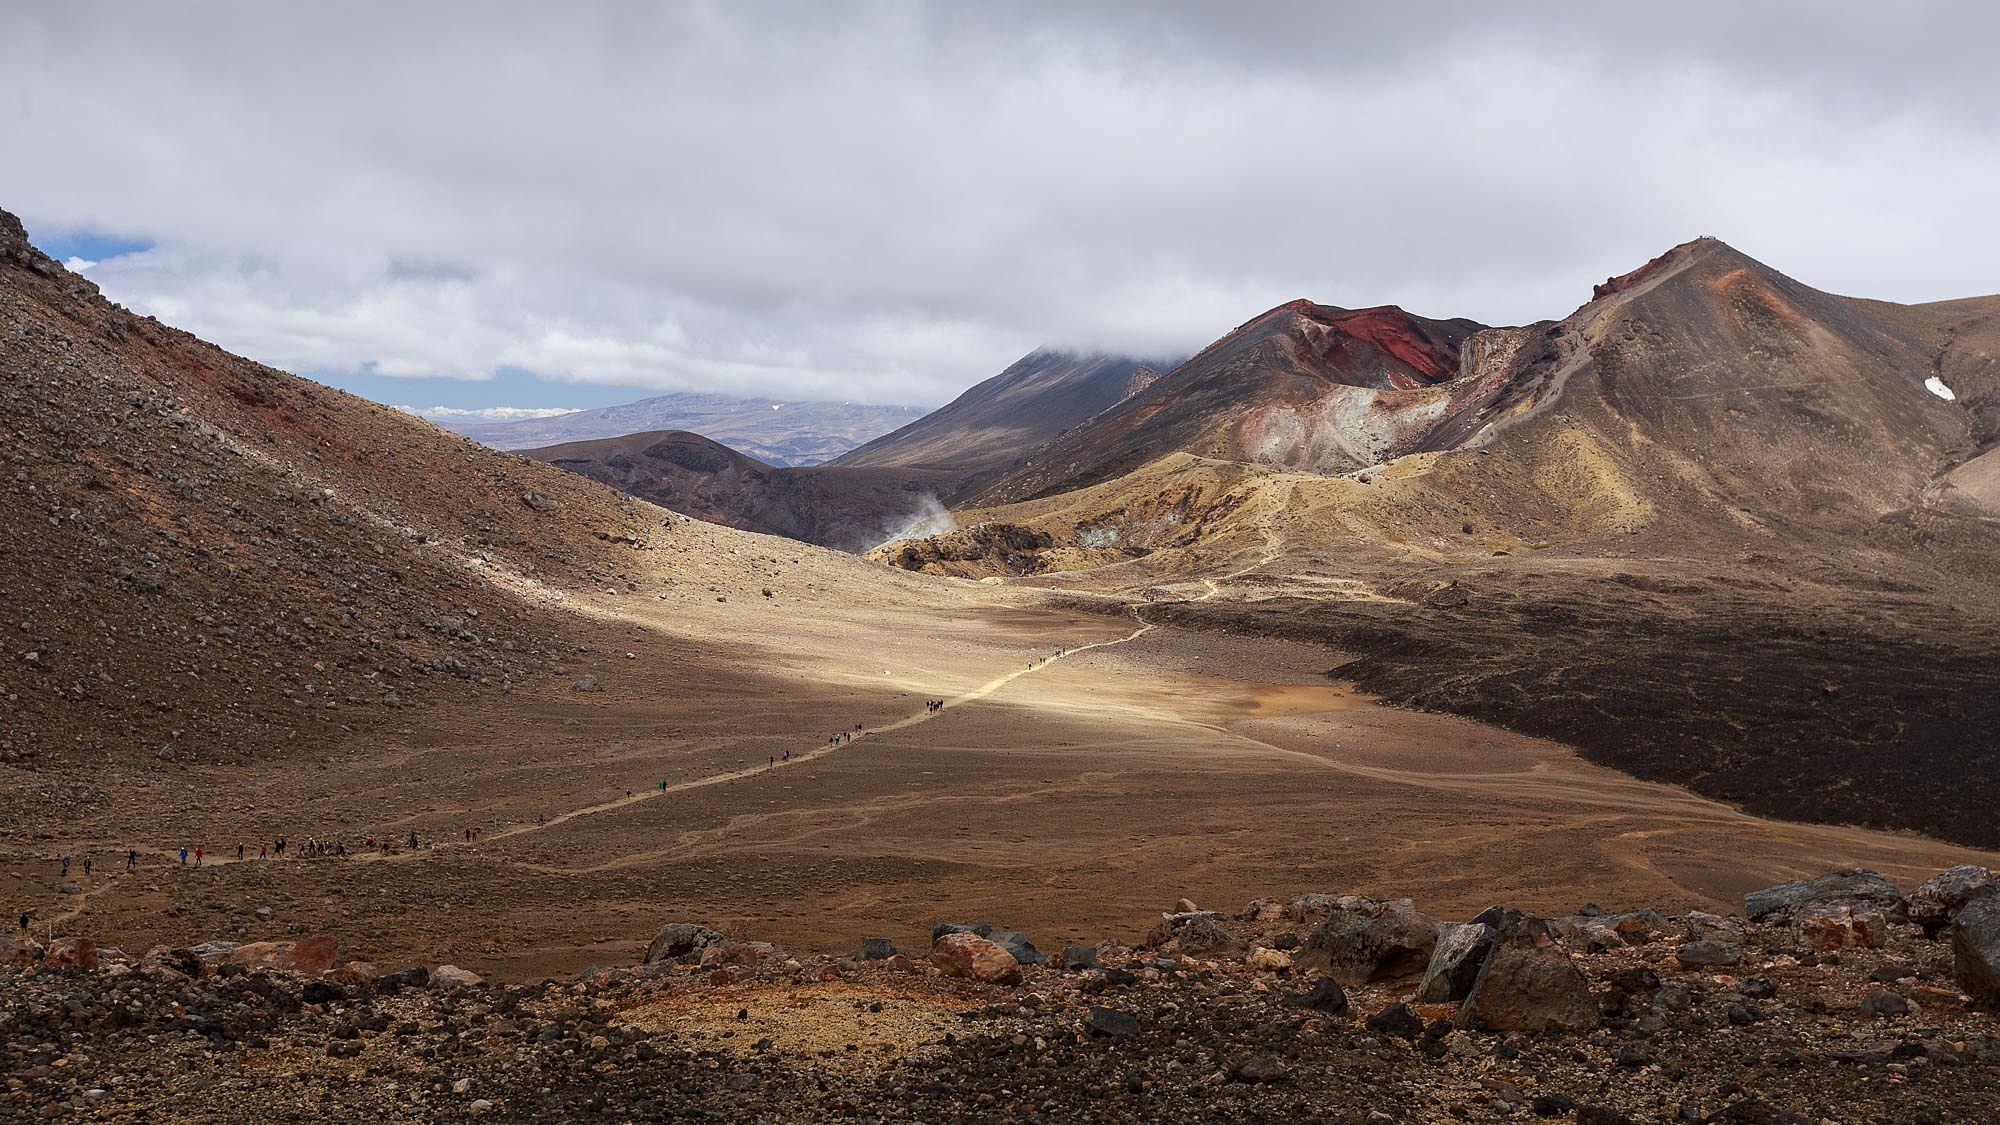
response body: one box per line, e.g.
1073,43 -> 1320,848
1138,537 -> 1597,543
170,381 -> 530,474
646,923 -> 725,965
1951,893 -> 2000,1009
1417,922 -> 1497,1003
43,936 -> 98,970
228,937 -> 336,974
1456,938 -> 1600,1033
1744,869 -> 1905,923
1908,866 -> 1998,937
931,932 -> 1022,985
1300,901 -> 1441,986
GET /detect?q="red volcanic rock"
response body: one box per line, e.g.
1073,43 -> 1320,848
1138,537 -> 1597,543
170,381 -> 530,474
228,937 -> 337,974
44,936 -> 98,970
1,936 -> 41,965
931,932 -> 1023,985
1795,903 -> 1888,951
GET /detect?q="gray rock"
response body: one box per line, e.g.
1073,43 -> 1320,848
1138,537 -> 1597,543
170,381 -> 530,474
1281,977 -> 1350,1016
1908,865 -> 1997,936
1084,1006 -> 1141,1038
1951,893 -> 2000,1009
1743,868 -> 1905,923
984,929 -> 1047,965
1673,940 -> 1744,969
1417,922 -> 1497,1003
854,937 -> 898,961
1061,944 -> 1100,972
645,923 -> 723,965
569,674 -> 602,693
931,921 -> 992,942
1364,1002 -> 1424,1040
1300,902 -> 1441,986
1859,989 -> 1911,1019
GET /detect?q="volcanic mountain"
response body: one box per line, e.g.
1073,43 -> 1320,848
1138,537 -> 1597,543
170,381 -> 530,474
833,349 -> 1167,472
882,238 -> 2000,847
976,305 -> 1486,504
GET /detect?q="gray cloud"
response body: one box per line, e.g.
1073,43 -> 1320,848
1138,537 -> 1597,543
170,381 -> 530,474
4,2 -> 1997,407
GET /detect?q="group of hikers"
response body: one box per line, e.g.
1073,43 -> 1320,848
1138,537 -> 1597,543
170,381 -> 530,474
925,699 -> 944,713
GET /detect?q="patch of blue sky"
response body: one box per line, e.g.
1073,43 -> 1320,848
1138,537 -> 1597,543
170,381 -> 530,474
28,227 -> 154,264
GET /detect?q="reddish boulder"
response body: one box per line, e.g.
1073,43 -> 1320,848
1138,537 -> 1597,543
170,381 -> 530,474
698,940 -> 784,970
44,936 -> 98,970
931,932 -> 1023,985
1456,939 -> 1600,1033
228,937 -> 338,974
1794,903 -> 1887,951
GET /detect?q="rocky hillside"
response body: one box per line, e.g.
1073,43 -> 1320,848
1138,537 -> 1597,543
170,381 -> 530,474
3,863 -> 1997,1121
444,392 -> 921,466
0,206 -> 673,771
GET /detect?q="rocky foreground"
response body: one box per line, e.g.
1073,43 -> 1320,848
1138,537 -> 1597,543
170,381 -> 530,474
3,866 -> 1999,1123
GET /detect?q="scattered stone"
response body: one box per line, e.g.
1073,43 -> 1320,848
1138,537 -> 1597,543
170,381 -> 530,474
1061,944 -> 1101,972
1859,989 -> 1911,1019
1146,911 -> 1237,955
1084,1006 -> 1142,1038
431,964 -> 484,990
1365,1003 -> 1425,1040
855,937 -> 899,960
1246,945 -> 1294,972
1233,1055 -> 1288,1083
569,674 -> 602,692
1674,940 -> 1743,969
1280,977 -> 1350,1016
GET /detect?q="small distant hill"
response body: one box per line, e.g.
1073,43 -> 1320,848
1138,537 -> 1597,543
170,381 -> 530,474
443,392 -> 923,466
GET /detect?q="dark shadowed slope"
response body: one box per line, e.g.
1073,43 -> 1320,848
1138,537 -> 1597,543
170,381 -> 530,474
522,430 -> 967,551
445,392 -> 922,466
833,349 -> 1167,472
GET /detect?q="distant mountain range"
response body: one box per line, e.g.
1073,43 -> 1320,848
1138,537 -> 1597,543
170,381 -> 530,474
438,392 -> 924,466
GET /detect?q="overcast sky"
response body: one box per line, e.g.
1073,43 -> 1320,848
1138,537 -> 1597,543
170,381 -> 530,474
6,2 -> 1999,415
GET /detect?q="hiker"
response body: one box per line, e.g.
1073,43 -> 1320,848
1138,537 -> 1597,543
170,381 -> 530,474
537,812 -> 546,826
194,847 -> 203,866
261,843 -> 268,858
178,847 -> 188,866
769,755 -> 775,769
658,780 -> 666,791
60,857 -> 69,877
81,856 -> 91,878
17,912 -> 26,931
336,842 -> 346,857
126,849 -> 136,871
276,837 -> 286,857
409,831 -> 418,850
237,843 -> 244,862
